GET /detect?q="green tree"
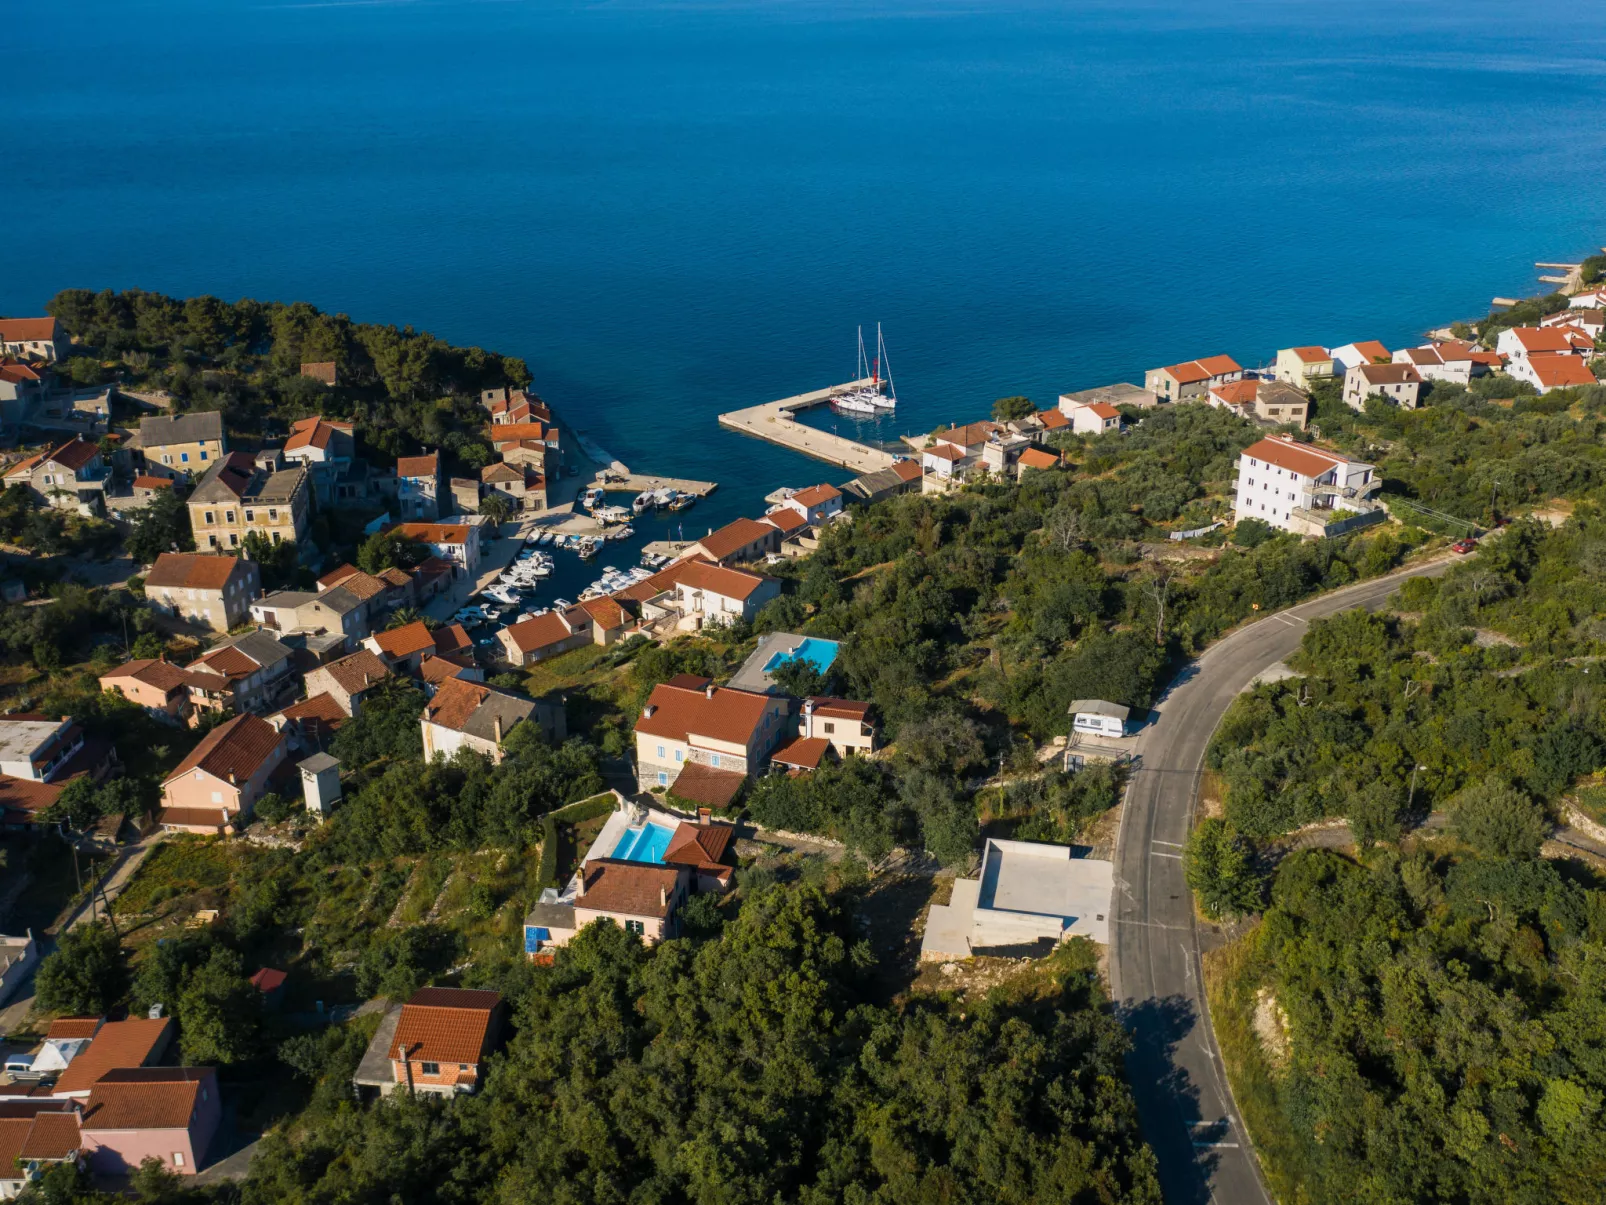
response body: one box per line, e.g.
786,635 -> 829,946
991,395 -> 1036,421
1184,818 -> 1264,919
241,531 -> 301,591
126,488 -> 193,564
357,530 -> 427,575
1450,774 -> 1549,859
176,946 -> 262,1064
478,493 -> 515,526
35,923 -> 126,1016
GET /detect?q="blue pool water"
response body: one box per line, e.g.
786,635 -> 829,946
765,638 -> 841,676
4,0 -> 1606,597
611,823 -> 676,864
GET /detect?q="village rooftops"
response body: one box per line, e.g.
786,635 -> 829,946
6,438 -> 99,476
1505,327 -> 1577,354
762,508 -> 808,535
790,483 -> 841,508
576,596 -> 628,630
577,859 -> 682,919
422,678 -> 538,742
197,630 -> 295,675
1241,436 -> 1359,478
770,736 -> 832,771
480,462 -> 524,484
396,452 -> 440,478
139,412 -> 224,447
190,457 -> 306,506
936,421 -> 1002,449
371,621 -> 436,659
99,659 -> 192,695
284,416 -> 352,452
1528,355 -> 1596,389
501,609 -> 587,654
0,1107 -> 80,1169
1164,355 -> 1242,383
82,1067 -> 213,1130
636,677 -> 774,746
142,553 -> 244,591
391,522 -> 473,545
1035,408 -> 1070,430
52,1018 -> 173,1097
690,517 -> 776,563
317,650 -> 391,695
490,422 -> 553,443
162,714 -> 282,788
273,692 -> 347,732
46,1018 -> 103,1041
387,987 -> 501,1065
1352,362 -> 1422,386
804,697 -> 871,721
674,560 -> 773,602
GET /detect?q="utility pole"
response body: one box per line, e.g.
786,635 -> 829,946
1407,763 -> 1426,813
1490,480 -> 1500,525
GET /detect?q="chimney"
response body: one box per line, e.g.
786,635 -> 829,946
704,683 -> 715,700
659,885 -> 667,909
642,704 -> 655,719
228,771 -> 237,786
493,714 -> 503,744
697,807 -> 710,826
576,868 -> 586,898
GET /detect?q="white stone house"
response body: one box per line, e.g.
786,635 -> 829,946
1234,436 -> 1381,538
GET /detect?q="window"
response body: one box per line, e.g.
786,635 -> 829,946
625,920 -> 645,936
270,508 -> 278,520
162,454 -> 172,465
200,450 -> 208,461
271,531 -> 281,544
225,510 -> 235,523
172,1153 -> 185,1169
459,1063 -> 469,1072
207,535 -> 217,548
228,534 -> 238,547
181,452 -> 189,463
211,791 -> 223,803
656,744 -> 665,759
674,749 -> 683,762
420,1062 -> 440,1077
657,771 -> 667,786
710,753 -> 721,767
823,722 -> 835,734
244,510 -> 254,523
204,511 -> 215,525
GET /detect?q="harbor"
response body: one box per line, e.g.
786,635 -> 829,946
717,378 -> 899,473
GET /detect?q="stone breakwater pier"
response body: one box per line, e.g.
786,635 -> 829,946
717,379 -> 898,474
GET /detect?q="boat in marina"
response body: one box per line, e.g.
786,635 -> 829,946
632,491 -> 655,513
832,324 -> 898,415
594,505 -> 632,525
581,486 -> 605,510
667,492 -> 695,511
605,524 -> 633,540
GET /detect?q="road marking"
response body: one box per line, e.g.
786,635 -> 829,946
1112,918 -> 1193,931
1193,1142 -> 1240,1149
1153,839 -> 1184,848
1272,614 -> 1305,627
1151,851 -> 1183,859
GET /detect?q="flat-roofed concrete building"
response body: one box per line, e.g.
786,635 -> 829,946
921,838 -> 1114,959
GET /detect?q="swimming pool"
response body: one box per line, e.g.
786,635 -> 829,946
764,637 -> 840,676
611,822 -> 676,863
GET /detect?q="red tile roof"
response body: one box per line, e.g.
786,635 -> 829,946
924,445 -> 965,462
1017,447 -> 1061,470
82,1068 -> 211,1130
635,679 -> 774,747
663,762 -> 747,809
52,1018 -> 172,1096
99,659 -> 190,694
763,508 -> 808,535
0,318 -> 60,343
577,860 -> 683,918
249,967 -> 287,992
132,475 -> 173,490
389,988 -> 500,1065
1528,354 -> 1595,389
317,563 -> 360,588
433,624 -> 473,656
420,654 -> 472,684
805,697 -> 871,721
673,560 -> 772,603
1288,346 -> 1330,363
392,522 -> 472,545
144,553 -> 244,591
770,736 -> 832,770
1341,340 -> 1391,363
1086,402 -> 1121,420
163,714 -> 283,787
1242,436 -> 1351,479
890,459 -> 924,482
790,484 -> 841,508
0,775 -> 64,819
16,1109 -> 80,1159
490,422 -> 551,444
284,416 -> 350,452
1210,379 -> 1259,406
396,453 -> 439,478
1036,409 -> 1070,429
46,1018 -> 103,1041
371,621 -> 436,659
577,596 -> 628,631
315,649 -> 391,696
1508,327 -> 1573,354
663,820 -> 737,868
688,517 -> 775,563
502,609 -> 585,654
273,692 -> 347,733
937,422 -> 1002,449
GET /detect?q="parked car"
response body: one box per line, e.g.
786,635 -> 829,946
1451,539 -> 1477,554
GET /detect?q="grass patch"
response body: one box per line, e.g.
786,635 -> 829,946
1202,926 -> 1308,1203
111,837 -> 239,916
394,854 -> 452,926
1573,780 -> 1606,827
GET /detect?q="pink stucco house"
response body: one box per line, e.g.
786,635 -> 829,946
79,1067 -> 220,1177
157,713 -> 289,834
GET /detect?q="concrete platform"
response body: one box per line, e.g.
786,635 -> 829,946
718,379 -> 897,474
920,838 -> 1113,960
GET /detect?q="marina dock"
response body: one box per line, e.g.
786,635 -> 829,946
599,472 -> 718,498
718,379 -> 898,474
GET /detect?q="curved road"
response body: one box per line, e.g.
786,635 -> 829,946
1110,557 -> 1453,1204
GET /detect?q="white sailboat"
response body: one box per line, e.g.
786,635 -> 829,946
832,324 -> 897,415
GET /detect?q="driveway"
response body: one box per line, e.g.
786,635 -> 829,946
1110,555 -> 1453,1205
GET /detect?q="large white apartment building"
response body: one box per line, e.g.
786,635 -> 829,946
1234,436 -> 1382,538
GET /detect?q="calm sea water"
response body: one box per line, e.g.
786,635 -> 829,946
5,0 -> 1606,595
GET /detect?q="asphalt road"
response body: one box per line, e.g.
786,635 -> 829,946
1110,556 -> 1453,1204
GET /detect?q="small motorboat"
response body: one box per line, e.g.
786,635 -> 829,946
668,493 -> 695,511
606,525 -> 633,540
581,486 -> 605,510
633,491 -> 655,513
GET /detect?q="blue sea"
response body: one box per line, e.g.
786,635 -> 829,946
5,0 -> 1606,597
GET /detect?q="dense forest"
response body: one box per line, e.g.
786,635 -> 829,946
44,287 -> 532,468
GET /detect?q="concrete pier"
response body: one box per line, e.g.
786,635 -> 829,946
718,379 -> 898,474
599,473 -> 718,498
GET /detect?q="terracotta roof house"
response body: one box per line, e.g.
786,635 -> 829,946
158,714 -> 289,834
364,620 -> 438,675
800,696 -> 877,756
283,415 -> 353,458
479,461 -> 548,512
303,649 -> 392,718
782,484 -> 844,526
769,735 -> 834,773
1206,378 -> 1310,429
574,860 -> 690,946
761,507 -> 809,537
1343,362 -> 1423,410
498,607 -> 595,667
3,437 -> 106,514
421,678 -> 565,763
1516,353 -> 1596,393
1495,326 -> 1585,362
1235,436 -> 1381,538
46,1019 -> 103,1042
633,676 -> 788,799
1069,400 -> 1122,436
0,317 -> 67,363
181,629 -> 298,718
670,561 -> 780,628
79,1067 -> 220,1177
1143,355 -> 1243,401
1274,345 -> 1336,386
0,1102 -> 83,1196
140,553 -> 260,633
98,659 -> 194,724
390,522 -> 482,572
268,691 -> 349,746
299,361 -> 338,385
840,457 -> 924,505
672,517 -> 780,567
385,987 -> 502,1097
51,1018 -> 174,1100
1016,447 -> 1062,472
136,411 -> 227,482
1329,340 -> 1392,371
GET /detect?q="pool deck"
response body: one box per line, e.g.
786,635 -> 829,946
729,632 -> 808,694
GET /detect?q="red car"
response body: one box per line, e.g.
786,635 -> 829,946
1451,539 -> 1477,554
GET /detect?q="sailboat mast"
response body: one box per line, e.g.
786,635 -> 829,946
877,322 -> 896,401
